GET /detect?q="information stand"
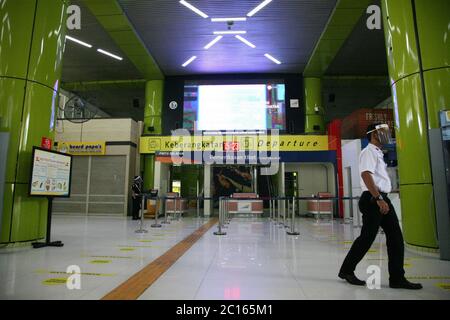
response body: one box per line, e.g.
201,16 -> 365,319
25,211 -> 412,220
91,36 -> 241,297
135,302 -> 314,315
28,147 -> 73,249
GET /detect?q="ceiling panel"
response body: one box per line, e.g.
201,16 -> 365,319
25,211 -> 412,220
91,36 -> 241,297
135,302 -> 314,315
62,0 -> 143,83
118,0 -> 337,75
325,0 -> 388,76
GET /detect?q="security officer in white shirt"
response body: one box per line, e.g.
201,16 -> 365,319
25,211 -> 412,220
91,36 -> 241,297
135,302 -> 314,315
338,123 -> 422,290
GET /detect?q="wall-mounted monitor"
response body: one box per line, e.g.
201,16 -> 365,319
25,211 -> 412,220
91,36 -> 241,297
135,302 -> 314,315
29,147 -> 73,198
183,81 -> 286,131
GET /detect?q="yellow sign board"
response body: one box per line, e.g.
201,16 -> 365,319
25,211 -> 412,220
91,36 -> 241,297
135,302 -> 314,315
140,135 -> 328,154
57,141 -> 106,156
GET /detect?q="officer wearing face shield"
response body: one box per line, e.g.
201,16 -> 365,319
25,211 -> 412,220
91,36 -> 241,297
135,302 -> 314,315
338,123 -> 422,290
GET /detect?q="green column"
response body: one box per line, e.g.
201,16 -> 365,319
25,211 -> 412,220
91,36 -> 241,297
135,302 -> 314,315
0,0 -> 68,243
304,77 -> 325,134
381,0 -> 450,248
142,80 -> 164,190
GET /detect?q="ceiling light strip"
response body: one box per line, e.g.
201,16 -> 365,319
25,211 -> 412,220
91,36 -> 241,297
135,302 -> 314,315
213,30 -> 247,35
264,53 -> 281,64
65,35 -> 92,48
97,49 -> 123,61
247,0 -> 273,17
182,56 -> 197,67
179,0 -> 208,18
235,35 -> 256,48
211,17 -> 247,22
204,36 -> 223,49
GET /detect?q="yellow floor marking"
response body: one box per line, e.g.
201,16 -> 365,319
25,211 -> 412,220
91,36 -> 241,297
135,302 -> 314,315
436,283 -> 450,291
403,263 -> 412,268
42,278 -> 68,286
406,276 -> 450,280
85,255 -> 134,259
103,218 -> 218,300
35,270 -> 116,277
89,260 -> 112,264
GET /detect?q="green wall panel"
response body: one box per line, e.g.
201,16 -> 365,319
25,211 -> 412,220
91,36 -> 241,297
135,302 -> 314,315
304,78 -> 324,134
143,116 -> 162,135
415,0 -> 450,71
305,115 -> 325,134
82,0 -> 164,79
381,0 -> 420,84
0,78 -> 26,183
400,184 -> 438,248
423,68 -> 450,129
0,0 -> 36,79
27,0 -> 67,88
16,83 -> 58,183
143,155 -> 155,190
181,166 -> 200,197
0,0 -> 67,244
145,80 -> 163,117
392,74 -> 432,185
0,183 -> 14,243
10,184 -> 47,242
304,0 -> 371,77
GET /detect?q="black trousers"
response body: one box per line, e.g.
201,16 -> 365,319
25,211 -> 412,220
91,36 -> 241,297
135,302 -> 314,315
132,196 -> 142,219
339,191 -> 405,281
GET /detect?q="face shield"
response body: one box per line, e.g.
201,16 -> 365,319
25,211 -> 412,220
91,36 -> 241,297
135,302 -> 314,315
367,124 -> 393,145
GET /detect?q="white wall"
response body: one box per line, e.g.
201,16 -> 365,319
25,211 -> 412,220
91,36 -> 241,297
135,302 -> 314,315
342,139 -> 362,224
55,118 -> 139,144
54,119 -> 139,217
154,162 -> 170,197
285,162 -> 336,216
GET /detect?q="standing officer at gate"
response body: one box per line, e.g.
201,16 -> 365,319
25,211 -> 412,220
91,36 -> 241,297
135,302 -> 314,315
338,123 -> 422,290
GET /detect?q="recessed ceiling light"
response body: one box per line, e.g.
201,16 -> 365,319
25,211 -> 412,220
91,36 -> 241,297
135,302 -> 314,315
182,56 -> 197,67
213,30 -> 247,35
204,36 -> 223,49
264,53 -> 281,64
179,0 -> 208,18
97,49 -> 123,61
235,35 -> 256,48
247,0 -> 273,17
65,35 -> 92,48
211,17 -> 247,22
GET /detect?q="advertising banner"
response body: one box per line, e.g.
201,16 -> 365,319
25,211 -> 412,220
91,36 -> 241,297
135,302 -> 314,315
57,141 -> 106,156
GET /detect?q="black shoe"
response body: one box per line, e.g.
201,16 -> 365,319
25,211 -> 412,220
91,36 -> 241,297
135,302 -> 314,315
389,278 -> 423,290
338,271 -> 366,286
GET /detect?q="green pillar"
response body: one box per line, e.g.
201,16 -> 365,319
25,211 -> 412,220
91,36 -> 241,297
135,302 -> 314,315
0,0 -> 68,243
381,0 -> 450,248
304,77 -> 325,134
142,80 -> 164,190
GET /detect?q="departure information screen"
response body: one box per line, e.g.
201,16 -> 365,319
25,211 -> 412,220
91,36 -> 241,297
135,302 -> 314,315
183,82 -> 286,131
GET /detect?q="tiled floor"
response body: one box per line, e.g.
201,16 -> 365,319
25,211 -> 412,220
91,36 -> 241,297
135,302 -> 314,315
0,215 -> 208,300
139,216 -> 450,300
1,214 -> 449,300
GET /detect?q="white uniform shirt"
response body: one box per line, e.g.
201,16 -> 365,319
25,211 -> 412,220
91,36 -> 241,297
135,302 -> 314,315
359,143 -> 392,194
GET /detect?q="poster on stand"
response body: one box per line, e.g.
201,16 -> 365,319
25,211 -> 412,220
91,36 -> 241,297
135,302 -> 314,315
29,147 -> 73,197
